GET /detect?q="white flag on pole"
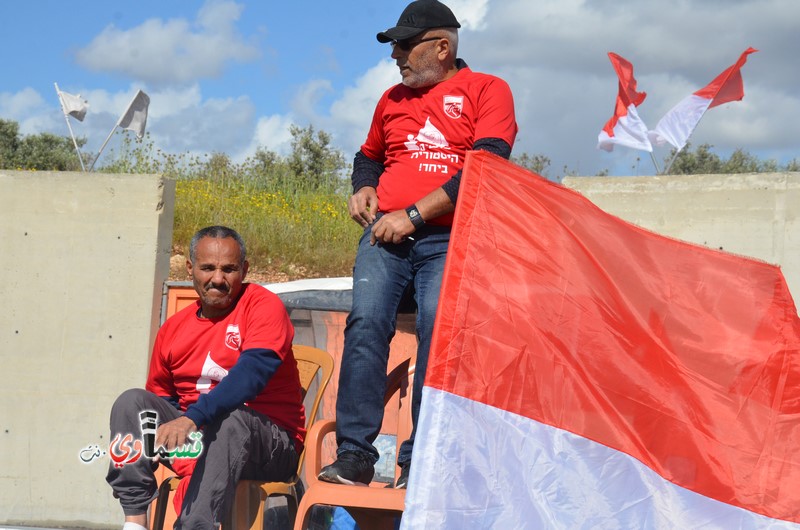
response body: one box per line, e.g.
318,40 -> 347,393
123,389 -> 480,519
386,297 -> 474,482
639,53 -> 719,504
59,90 -> 89,122
118,90 -> 150,138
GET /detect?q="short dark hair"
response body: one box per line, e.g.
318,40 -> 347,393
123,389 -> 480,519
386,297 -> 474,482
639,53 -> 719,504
189,226 -> 247,265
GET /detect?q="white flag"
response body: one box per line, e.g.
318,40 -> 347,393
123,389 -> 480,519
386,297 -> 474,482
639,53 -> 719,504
118,90 -> 150,138
60,91 -> 89,122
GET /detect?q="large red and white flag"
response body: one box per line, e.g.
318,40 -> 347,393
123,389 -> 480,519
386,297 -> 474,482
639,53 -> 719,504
597,52 -> 652,153
402,151 -> 800,529
649,48 -> 757,150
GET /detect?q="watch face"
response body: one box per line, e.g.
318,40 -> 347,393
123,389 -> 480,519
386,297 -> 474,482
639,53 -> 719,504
406,205 -> 424,226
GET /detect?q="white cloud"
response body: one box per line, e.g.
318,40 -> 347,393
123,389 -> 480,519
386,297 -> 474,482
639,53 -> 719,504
0,87 -> 46,118
245,114 -> 296,158
146,90 -> 257,155
240,60 -> 400,164
447,0 -> 490,31
326,60 -> 399,155
75,0 -> 259,86
0,88 -> 59,137
290,79 -> 335,122
452,0 -> 800,175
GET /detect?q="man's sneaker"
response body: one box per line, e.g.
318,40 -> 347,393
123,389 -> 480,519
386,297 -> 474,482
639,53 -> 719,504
317,451 -> 375,486
394,461 -> 411,489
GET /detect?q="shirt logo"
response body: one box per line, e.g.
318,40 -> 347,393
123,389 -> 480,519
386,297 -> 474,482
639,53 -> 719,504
196,352 -> 229,393
443,95 -> 463,119
225,324 -> 241,350
404,118 -> 450,151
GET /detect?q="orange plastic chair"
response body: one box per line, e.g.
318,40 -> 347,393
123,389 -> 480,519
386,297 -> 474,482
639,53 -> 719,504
293,357 -> 415,530
150,344 -> 335,530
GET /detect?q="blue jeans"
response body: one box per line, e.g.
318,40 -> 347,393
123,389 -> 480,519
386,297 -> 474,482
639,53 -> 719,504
335,222 -> 450,466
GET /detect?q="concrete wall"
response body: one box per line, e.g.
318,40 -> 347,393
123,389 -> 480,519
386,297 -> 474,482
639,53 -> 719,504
0,171 -> 175,528
563,172 -> 800,305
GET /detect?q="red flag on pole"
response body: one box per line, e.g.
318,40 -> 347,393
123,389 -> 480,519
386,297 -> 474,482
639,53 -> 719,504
650,48 -> 758,150
403,151 -> 800,529
598,52 -> 653,153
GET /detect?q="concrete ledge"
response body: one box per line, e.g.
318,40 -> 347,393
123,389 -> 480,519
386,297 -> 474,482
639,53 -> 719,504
0,171 -> 175,528
564,172 -> 800,303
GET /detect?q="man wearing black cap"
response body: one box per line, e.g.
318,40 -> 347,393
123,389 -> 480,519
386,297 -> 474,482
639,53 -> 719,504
319,0 -> 518,489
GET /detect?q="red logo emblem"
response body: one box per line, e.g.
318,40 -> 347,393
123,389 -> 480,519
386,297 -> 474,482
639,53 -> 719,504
225,324 -> 241,350
443,95 -> 463,119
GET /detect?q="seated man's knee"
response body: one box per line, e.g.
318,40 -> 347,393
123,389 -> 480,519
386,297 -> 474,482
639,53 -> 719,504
111,388 -> 152,415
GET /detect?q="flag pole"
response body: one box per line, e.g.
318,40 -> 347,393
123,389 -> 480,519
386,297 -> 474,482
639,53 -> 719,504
662,119 -> 702,174
54,82 -> 86,172
89,124 -> 118,172
649,152 -> 661,175
662,128 -> 700,174
89,90 -> 145,171
662,149 -> 681,175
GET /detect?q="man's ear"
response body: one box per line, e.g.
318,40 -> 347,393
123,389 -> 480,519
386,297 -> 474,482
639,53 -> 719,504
242,260 -> 249,280
186,259 -> 193,277
437,38 -> 451,59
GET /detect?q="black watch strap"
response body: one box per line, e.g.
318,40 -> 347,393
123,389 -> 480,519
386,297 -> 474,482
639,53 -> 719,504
405,204 -> 425,228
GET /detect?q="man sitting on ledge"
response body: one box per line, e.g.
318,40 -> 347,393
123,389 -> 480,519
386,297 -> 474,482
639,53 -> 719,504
106,225 -> 305,530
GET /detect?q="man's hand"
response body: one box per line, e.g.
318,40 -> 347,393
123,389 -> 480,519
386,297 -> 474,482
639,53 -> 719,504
349,187 -> 379,227
155,416 -> 198,453
370,210 -> 415,245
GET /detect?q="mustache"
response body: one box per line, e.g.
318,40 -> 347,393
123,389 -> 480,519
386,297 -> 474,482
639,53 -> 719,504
204,283 -> 229,293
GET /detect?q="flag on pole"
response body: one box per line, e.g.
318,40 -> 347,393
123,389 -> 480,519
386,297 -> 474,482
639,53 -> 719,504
118,89 -> 150,139
54,83 -> 88,171
402,151 -> 800,529
649,48 -> 758,150
597,53 -> 652,152
58,90 -> 89,122
89,89 -> 151,171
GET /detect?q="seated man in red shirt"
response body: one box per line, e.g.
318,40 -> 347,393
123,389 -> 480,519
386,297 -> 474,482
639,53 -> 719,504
106,225 -> 305,530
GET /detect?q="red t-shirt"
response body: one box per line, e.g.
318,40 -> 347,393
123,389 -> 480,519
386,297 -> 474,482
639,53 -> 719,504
146,283 -> 305,448
361,65 -> 518,226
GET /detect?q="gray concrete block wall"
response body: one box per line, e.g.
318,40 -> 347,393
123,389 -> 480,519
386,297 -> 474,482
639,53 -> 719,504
0,171 -> 174,528
563,172 -> 800,306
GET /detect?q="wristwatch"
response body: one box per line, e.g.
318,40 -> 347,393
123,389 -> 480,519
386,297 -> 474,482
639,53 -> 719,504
405,204 -> 425,228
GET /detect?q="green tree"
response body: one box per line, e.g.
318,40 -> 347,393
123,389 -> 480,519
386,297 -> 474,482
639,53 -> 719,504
512,153 -> 551,176
0,118 -> 87,171
14,132 -> 86,171
667,143 -> 722,174
665,143 -> 796,175
0,119 -> 21,168
288,124 -> 346,192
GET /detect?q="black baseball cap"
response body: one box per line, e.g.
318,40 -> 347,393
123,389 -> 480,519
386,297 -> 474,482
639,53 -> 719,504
377,0 -> 461,43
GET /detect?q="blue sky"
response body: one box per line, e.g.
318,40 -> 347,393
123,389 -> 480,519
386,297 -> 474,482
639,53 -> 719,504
1,0 -> 797,177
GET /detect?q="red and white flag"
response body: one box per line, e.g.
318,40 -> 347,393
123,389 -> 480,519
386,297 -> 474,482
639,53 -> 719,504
597,53 -> 652,153
649,48 -> 757,150
402,151 -> 800,529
